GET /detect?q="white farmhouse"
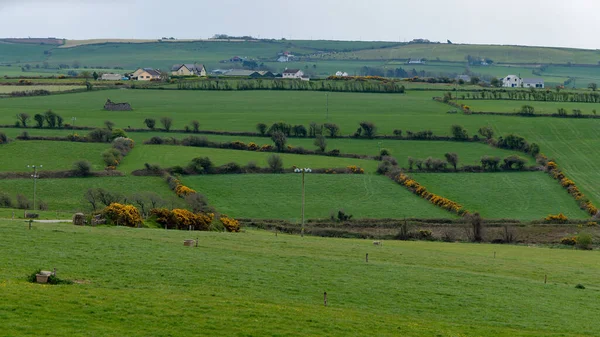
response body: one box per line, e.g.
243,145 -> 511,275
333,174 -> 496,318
282,69 -> 304,79
335,71 -> 349,77
502,75 -> 522,88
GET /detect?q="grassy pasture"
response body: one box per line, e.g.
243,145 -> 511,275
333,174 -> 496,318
0,141 -> 108,172
0,89 -> 449,132
119,145 -> 379,173
0,42 -> 48,63
182,174 -> 451,219
458,99 -> 600,114
0,176 -> 175,212
412,172 -> 589,220
2,88 -> 600,208
322,43 -> 600,64
1,222 -> 600,336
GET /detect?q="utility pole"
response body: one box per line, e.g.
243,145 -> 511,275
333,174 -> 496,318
28,165 -> 42,212
326,93 -> 329,120
295,168 -> 312,237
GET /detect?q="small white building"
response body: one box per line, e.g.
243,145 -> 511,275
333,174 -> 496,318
282,69 -> 304,79
101,73 -> 122,81
335,71 -> 349,77
407,58 -> 424,64
522,78 -> 544,88
502,75 -> 522,88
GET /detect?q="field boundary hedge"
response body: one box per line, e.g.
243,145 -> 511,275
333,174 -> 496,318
0,170 -> 123,179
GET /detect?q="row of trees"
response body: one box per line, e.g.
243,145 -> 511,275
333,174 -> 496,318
460,89 -> 600,103
177,78 -> 406,93
15,110 -> 64,128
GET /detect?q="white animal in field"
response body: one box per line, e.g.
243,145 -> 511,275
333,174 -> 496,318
373,241 -> 382,246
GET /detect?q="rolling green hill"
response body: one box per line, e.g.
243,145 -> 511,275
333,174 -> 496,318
2,39 -> 600,87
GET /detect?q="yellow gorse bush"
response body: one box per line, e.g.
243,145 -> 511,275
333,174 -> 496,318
103,202 -> 143,227
346,165 -> 365,174
219,214 -> 240,232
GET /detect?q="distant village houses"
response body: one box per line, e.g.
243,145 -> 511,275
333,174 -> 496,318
277,51 -> 295,62
171,63 -> 207,76
132,68 -> 161,81
456,75 -> 471,83
335,71 -> 349,77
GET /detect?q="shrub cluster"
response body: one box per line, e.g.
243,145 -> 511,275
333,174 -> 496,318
0,132 -> 9,144
393,173 -> 468,215
544,213 -> 568,224
102,137 -> 134,168
546,161 -> 598,216
219,214 -> 240,232
102,202 -> 143,227
151,208 -> 214,230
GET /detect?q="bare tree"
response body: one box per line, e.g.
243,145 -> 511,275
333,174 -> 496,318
160,117 -> 173,131
16,113 -> 30,127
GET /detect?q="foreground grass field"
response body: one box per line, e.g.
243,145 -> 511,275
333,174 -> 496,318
412,172 -> 589,220
0,176 -> 177,212
1,222 -> 599,336
182,174 -> 451,219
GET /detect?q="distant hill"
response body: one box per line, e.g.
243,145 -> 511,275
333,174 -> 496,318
1,38 -> 600,87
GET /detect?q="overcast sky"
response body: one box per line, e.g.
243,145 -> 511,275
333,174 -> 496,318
1,0 -> 599,49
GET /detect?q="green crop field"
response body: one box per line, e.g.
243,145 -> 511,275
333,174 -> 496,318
0,141 -> 108,172
412,172 -> 589,220
0,176 -> 176,212
182,174 -> 451,219
2,221 -> 600,336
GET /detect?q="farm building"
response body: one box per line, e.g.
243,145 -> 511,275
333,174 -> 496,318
502,75 -> 522,88
523,78 -> 544,88
282,69 -> 304,79
456,75 -> 471,83
407,59 -> 425,64
335,71 -> 349,77
216,69 -> 276,78
100,73 -> 122,81
133,68 -> 161,81
171,63 -> 207,76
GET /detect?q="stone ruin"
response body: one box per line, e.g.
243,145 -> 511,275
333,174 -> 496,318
104,99 -> 132,111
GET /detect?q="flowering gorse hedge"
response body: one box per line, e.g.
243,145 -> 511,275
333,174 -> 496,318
546,161 -> 598,216
394,173 -> 469,216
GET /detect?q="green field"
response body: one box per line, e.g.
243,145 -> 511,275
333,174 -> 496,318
322,43 -> 600,64
182,174 -> 451,219
0,141 -> 108,172
119,145 -> 379,173
412,172 -> 589,220
1,221 -> 599,336
0,176 -> 176,212
458,99 -> 600,114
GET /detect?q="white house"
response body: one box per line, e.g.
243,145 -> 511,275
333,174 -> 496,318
335,71 -> 349,77
282,69 -> 304,79
502,75 -> 522,88
101,73 -> 122,81
522,78 -> 544,88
